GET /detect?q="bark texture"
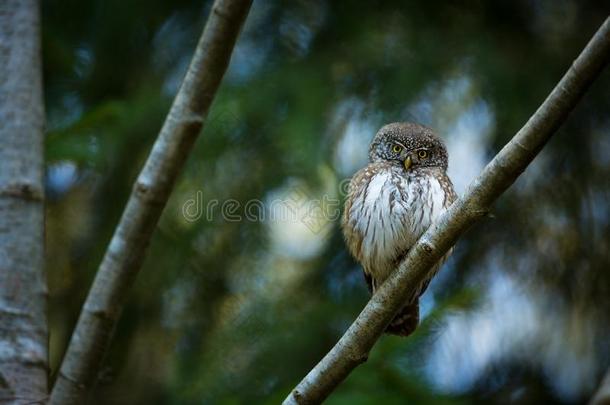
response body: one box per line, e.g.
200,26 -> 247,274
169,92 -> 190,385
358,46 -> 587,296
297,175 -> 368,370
284,16 -> 610,405
49,1 -> 252,404
0,0 -> 48,403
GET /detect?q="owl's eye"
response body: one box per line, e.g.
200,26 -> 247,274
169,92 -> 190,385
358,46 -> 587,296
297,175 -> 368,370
418,150 -> 428,159
392,144 -> 403,153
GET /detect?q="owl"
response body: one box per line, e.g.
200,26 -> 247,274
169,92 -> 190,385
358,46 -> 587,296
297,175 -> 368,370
342,122 -> 456,336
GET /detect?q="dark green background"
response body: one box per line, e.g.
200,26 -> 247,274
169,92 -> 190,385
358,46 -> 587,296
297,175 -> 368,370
43,1 -> 610,404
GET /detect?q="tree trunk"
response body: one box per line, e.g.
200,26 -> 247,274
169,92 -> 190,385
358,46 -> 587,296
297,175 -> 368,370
0,0 -> 48,403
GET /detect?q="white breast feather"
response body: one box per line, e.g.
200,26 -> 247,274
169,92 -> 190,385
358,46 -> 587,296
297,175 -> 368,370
428,176 -> 447,222
350,170 -> 449,282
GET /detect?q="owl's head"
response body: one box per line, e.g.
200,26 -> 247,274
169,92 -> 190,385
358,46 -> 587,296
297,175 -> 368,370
368,122 -> 449,171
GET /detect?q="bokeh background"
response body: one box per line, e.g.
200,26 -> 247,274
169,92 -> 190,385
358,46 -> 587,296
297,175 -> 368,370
43,1 -> 610,404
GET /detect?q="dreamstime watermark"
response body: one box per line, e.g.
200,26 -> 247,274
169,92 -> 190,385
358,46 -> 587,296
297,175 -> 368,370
181,180 -> 351,234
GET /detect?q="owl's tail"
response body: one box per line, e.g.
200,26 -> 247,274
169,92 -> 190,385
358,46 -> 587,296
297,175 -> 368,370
385,300 -> 419,337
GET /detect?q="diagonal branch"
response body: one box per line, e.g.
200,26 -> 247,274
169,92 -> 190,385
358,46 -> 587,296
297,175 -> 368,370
49,1 -> 252,404
284,16 -> 610,405
590,368 -> 610,405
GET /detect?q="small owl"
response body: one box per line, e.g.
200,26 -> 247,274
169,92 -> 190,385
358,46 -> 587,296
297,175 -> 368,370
342,122 -> 456,336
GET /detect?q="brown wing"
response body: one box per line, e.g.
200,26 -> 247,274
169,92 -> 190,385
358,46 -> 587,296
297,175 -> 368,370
342,165 -> 380,288
439,171 -> 458,208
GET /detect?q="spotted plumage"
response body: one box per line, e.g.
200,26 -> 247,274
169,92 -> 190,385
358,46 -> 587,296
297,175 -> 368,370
342,122 -> 456,336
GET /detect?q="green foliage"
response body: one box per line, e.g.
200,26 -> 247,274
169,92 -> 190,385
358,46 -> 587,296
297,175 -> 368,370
43,1 -> 610,404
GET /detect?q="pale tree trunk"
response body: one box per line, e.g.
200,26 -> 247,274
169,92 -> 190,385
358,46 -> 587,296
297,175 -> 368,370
283,17 -> 610,405
48,0 -> 252,404
0,0 -> 48,403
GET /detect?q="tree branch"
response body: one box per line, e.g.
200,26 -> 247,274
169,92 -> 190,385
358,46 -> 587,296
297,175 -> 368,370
284,16 -> 610,405
49,1 -> 252,404
0,0 -> 48,402
590,368 -> 610,405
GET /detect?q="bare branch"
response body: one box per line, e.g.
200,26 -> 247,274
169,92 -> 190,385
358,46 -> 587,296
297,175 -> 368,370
0,0 -> 48,401
284,16 -> 610,405
49,1 -> 252,404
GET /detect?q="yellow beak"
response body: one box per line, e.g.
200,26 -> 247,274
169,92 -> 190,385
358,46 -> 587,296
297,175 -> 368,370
403,156 -> 412,170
